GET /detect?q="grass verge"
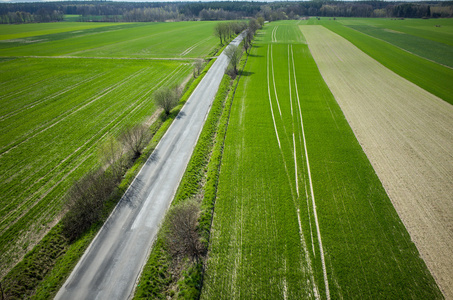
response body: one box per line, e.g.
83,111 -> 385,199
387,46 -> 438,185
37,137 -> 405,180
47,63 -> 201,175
133,43 -> 249,299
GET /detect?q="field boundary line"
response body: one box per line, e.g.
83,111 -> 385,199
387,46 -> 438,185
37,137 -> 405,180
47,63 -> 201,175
291,44 -> 330,299
1,55 -> 198,61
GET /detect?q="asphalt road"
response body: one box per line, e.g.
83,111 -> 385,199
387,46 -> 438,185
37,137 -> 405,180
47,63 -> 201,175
55,33 -> 244,300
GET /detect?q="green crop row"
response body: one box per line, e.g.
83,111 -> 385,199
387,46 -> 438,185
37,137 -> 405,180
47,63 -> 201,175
314,20 -> 453,105
201,21 -> 442,299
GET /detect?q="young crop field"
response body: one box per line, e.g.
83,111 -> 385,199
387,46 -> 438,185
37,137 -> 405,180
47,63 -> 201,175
302,24 -> 453,299
0,21 -> 219,58
337,18 -> 453,67
307,18 -> 453,105
0,22 -> 119,41
0,21 -> 220,279
336,18 -> 453,46
201,21 -> 442,299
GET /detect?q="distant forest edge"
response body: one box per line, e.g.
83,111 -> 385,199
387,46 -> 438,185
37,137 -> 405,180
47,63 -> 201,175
1,1 -> 452,24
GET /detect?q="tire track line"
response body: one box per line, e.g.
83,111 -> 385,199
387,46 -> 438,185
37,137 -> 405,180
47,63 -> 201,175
267,45 -> 281,148
291,44 -> 330,299
180,36 -> 211,56
297,208 -> 320,300
272,26 -> 279,43
288,45 -> 299,197
271,43 -> 316,297
271,44 -> 282,116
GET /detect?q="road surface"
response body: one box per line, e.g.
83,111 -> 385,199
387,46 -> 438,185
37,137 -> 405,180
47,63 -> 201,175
55,33 -> 244,300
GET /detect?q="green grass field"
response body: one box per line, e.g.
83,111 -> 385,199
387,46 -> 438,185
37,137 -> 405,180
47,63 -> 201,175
0,22 -> 118,40
337,18 -> 453,46
0,21 -> 220,279
0,21 -> 219,58
201,21 -> 441,299
308,18 -> 453,105
335,18 -> 453,67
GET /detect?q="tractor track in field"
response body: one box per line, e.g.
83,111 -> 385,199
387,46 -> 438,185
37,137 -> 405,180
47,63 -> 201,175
266,38 -> 330,299
290,44 -> 330,300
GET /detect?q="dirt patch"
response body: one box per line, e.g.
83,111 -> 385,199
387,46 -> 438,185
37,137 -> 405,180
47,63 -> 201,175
302,25 -> 453,299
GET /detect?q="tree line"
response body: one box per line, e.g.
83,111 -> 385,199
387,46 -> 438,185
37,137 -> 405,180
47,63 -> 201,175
63,82 -> 184,241
1,1 -> 452,24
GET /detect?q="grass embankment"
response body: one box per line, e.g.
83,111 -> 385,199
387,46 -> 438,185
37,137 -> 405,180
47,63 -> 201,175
308,19 -> 453,105
201,21 -> 442,299
133,45 -> 249,299
1,59 -> 216,300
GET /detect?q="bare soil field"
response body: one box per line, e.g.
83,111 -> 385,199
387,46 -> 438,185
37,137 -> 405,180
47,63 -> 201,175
302,25 -> 453,299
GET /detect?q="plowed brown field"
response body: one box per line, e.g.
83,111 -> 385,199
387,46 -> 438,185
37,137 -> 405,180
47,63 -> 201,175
302,25 -> 453,299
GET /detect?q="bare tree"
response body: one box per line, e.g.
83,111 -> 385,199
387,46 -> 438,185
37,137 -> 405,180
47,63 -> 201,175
154,86 -> 181,116
99,137 -> 126,182
62,170 -> 116,241
248,18 -> 260,35
243,36 -> 251,54
257,16 -> 265,27
162,199 -> 205,263
193,59 -> 204,77
214,22 -> 224,44
120,124 -> 150,159
224,45 -> 242,75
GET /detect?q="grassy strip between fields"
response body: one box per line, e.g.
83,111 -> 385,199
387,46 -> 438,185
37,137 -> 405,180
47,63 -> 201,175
0,58 -> 216,300
133,44 -> 249,300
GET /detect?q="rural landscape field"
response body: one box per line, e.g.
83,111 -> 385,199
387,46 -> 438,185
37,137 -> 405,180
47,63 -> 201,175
0,7 -> 452,300
0,21 -> 219,279
202,20 -> 451,299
